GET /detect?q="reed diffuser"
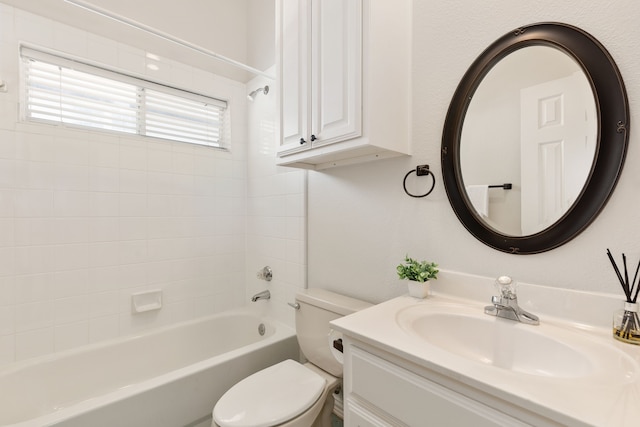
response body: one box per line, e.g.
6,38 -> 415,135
606,249 -> 640,345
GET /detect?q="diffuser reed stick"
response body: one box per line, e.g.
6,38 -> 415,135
606,249 -> 640,344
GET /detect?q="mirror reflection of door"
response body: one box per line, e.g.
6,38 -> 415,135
520,72 -> 596,235
460,46 -> 597,237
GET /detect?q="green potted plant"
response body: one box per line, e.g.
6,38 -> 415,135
397,255 -> 439,298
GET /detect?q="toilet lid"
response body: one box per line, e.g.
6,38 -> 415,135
213,359 -> 326,427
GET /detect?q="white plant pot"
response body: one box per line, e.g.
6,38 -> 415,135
407,280 -> 430,298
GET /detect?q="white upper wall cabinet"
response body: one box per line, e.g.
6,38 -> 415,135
276,0 -> 412,170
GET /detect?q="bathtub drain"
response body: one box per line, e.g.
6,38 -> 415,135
258,323 -> 266,336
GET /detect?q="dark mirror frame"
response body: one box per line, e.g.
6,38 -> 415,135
441,22 -> 629,254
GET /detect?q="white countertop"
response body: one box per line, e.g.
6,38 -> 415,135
331,280 -> 640,427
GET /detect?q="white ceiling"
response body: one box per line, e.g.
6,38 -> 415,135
1,0 -> 272,82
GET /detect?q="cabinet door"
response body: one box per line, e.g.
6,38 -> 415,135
310,0 -> 362,147
349,346 -> 532,427
278,0 -> 311,152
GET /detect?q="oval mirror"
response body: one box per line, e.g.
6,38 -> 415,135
441,22 -> 629,254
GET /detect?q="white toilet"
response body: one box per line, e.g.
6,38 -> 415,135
211,288 -> 371,427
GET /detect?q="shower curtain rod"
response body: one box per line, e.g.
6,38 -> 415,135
64,0 -> 275,80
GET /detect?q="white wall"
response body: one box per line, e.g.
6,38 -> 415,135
0,4 -> 249,364
245,69 -> 307,326
308,1 -> 640,303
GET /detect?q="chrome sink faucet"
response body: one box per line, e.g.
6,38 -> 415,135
251,290 -> 271,302
484,276 -> 539,325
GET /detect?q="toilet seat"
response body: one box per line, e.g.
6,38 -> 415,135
213,359 -> 326,427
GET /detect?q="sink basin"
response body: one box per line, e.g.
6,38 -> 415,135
396,302 -> 638,382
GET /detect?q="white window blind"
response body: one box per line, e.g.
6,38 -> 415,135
144,89 -> 226,146
21,47 -> 228,149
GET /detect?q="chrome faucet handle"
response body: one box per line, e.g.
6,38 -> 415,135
495,275 -> 517,299
257,266 -> 273,282
486,275 -> 539,325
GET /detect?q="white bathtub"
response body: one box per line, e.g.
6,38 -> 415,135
0,308 -> 299,427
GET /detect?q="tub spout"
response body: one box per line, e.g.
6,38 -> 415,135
251,290 -> 270,302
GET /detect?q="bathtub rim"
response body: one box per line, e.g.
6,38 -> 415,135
0,306 -> 286,374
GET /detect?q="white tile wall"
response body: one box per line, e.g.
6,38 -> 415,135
245,70 -> 307,327
0,4 -> 251,364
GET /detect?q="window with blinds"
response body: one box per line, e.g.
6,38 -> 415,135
21,47 -> 229,149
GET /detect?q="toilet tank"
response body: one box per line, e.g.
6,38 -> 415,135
295,288 -> 371,377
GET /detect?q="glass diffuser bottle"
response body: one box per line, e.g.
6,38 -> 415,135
613,302 -> 640,345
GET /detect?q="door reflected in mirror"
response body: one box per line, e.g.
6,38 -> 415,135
460,46 -> 597,236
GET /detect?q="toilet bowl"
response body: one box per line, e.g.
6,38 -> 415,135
211,289 -> 371,427
212,360 -> 338,427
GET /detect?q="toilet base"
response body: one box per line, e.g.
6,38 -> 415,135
212,363 -> 339,427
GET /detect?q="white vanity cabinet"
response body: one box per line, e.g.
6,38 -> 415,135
342,338 -> 539,427
275,0 -> 411,170
332,286 -> 640,426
